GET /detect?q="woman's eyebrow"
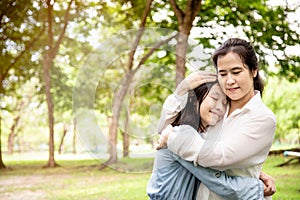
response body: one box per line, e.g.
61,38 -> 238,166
218,67 -> 243,73
231,67 -> 243,71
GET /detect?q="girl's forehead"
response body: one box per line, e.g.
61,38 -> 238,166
209,85 -> 223,95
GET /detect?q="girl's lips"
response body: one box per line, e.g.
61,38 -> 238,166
210,111 -> 222,119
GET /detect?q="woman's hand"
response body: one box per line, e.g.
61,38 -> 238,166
260,171 -> 276,196
175,71 -> 217,96
156,125 -> 174,150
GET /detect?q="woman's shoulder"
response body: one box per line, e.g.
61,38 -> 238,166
250,93 -> 276,121
256,102 -> 276,121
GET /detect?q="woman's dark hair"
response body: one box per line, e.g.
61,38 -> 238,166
171,80 -> 218,132
212,38 -> 264,95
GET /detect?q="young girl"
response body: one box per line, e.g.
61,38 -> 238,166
147,80 -> 265,200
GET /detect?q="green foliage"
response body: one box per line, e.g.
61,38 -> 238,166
264,77 -> 300,144
195,0 -> 300,81
0,0 -> 42,93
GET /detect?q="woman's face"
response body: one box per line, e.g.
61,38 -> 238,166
216,52 -> 257,107
200,84 -> 227,127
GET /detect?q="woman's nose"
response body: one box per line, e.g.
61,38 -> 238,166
226,74 -> 235,85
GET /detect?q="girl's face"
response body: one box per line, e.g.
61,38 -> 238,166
216,52 -> 257,108
200,84 -> 227,127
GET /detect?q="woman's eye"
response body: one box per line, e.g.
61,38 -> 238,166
219,73 -> 226,77
232,71 -> 241,74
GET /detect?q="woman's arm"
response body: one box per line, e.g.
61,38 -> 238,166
167,115 -> 276,170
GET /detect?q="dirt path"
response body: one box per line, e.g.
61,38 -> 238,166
0,174 -> 71,200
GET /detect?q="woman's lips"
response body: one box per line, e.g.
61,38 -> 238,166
227,87 -> 239,92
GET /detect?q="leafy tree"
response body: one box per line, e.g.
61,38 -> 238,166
0,0 -> 42,169
0,0 -> 104,168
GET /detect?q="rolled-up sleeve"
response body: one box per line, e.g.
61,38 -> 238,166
168,114 -> 276,171
167,125 -> 205,166
198,115 -> 276,170
157,93 -> 188,134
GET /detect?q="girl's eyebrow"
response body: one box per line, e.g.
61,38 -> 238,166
210,91 -> 221,97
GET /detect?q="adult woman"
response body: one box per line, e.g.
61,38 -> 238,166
159,38 -> 276,199
147,80 -> 265,200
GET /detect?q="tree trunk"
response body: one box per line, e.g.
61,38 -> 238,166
175,33 -> 189,86
107,71 -> 136,163
58,124 -> 68,154
42,0 -> 73,167
122,105 -> 130,157
169,0 -> 202,85
0,114 -> 6,169
72,120 -> 77,154
7,115 -> 20,154
7,133 -> 15,155
43,55 -> 57,168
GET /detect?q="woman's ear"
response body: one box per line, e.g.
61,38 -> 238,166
252,69 -> 258,78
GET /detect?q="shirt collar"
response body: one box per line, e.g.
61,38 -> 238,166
225,90 -> 261,117
243,90 -> 261,111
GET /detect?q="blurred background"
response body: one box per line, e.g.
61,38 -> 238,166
0,0 -> 299,199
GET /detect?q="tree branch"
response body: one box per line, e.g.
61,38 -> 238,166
127,0 -> 153,70
169,0 -> 185,24
185,0 -> 201,26
46,0 -> 54,53
191,0 -> 202,20
136,33 -> 177,69
53,0 -> 74,57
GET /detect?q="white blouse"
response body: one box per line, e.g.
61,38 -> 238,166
160,91 -> 276,200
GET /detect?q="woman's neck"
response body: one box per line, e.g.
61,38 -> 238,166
228,91 -> 255,116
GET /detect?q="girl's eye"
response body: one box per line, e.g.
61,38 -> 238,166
211,96 -> 217,101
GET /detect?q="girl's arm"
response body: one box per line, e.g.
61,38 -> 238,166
170,151 -> 264,200
157,93 -> 188,134
157,72 -> 216,133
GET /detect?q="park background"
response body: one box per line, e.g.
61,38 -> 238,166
0,0 -> 300,199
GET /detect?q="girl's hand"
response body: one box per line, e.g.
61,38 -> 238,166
175,71 -> 217,96
156,125 -> 174,150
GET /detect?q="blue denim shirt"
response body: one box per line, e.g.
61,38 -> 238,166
147,148 -> 264,200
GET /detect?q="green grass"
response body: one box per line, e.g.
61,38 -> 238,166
263,155 -> 300,200
1,154 -> 300,200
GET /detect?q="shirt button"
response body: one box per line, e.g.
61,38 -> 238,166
215,172 -> 221,178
